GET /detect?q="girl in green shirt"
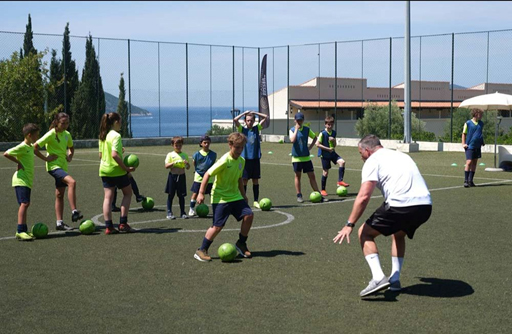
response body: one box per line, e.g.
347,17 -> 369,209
98,112 -> 136,234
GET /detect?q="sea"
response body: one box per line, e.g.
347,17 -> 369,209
130,106 -> 257,138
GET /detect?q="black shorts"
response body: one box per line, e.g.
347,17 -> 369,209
212,200 -> 253,227
243,159 -> 261,179
48,168 -> 69,188
102,174 -> 131,189
292,161 -> 314,173
15,186 -> 31,204
165,173 -> 187,197
365,202 -> 432,239
465,148 -> 482,160
190,181 -> 213,195
321,153 -> 342,170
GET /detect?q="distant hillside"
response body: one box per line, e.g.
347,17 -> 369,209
104,92 -> 152,116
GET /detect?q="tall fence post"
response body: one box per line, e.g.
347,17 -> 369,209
186,43 -> 189,137
128,39 -> 132,136
158,42 -> 161,137
450,33 -> 454,142
287,45 -> 290,135
388,37 -> 392,139
335,42 -> 338,133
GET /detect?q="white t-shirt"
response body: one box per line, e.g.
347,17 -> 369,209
361,148 -> 432,207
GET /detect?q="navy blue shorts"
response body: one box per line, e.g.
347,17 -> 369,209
292,161 -> 314,173
48,168 -> 69,188
15,186 -> 31,204
212,200 -> 253,227
102,174 -> 131,189
365,202 -> 432,239
243,159 -> 261,179
165,173 -> 187,197
321,153 -> 342,170
465,148 -> 482,160
190,181 -> 213,195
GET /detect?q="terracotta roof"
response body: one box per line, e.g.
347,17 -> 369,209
290,100 -> 461,109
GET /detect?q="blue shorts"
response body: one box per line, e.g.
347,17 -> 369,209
165,173 -> 187,197
48,168 -> 69,188
465,148 -> 481,160
292,161 -> 314,173
321,153 -> 343,170
365,202 -> 432,239
190,181 -> 213,195
212,200 -> 253,227
102,174 -> 131,189
243,159 -> 261,179
15,186 -> 31,204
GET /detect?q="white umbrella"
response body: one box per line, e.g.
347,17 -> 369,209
459,92 -> 512,110
458,92 -> 512,171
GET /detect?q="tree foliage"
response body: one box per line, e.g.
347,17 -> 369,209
23,14 -> 37,58
439,108 -> 498,143
355,101 -> 436,141
71,35 -> 105,139
0,51 -> 47,141
116,73 -> 131,138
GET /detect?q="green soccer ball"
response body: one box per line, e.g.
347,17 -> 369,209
31,223 -> 48,238
310,191 -> 322,203
196,203 -> 209,218
278,139 -> 284,144
79,220 -> 95,235
218,243 -> 238,262
259,198 -> 272,211
123,154 -> 139,168
336,186 -> 348,197
142,197 -> 154,210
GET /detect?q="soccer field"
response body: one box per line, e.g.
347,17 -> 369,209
1,141 -> 511,333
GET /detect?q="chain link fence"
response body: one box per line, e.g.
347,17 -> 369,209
1,29 -> 512,141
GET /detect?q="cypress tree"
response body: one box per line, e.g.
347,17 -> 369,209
62,23 -> 79,116
47,49 -> 63,116
71,35 -> 105,139
116,73 -> 131,138
23,14 -> 37,57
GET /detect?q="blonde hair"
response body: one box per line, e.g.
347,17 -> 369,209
228,132 -> 247,146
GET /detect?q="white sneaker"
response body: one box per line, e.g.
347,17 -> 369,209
166,214 -> 176,220
188,208 -> 196,217
360,276 -> 390,297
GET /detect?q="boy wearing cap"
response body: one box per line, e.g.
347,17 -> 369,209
233,110 -> 268,209
189,135 -> 217,216
289,112 -> 326,203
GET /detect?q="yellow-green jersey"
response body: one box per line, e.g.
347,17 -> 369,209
208,152 -> 245,204
99,130 -> 126,177
6,142 -> 34,188
36,128 -> 73,172
165,151 -> 189,169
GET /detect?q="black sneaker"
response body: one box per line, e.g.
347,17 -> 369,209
56,223 -> 74,231
469,181 -> 476,187
136,196 -> 146,203
463,181 -> 469,188
111,206 -> 121,212
235,240 -> 252,258
71,210 -> 83,222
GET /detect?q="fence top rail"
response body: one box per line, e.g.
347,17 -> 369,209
2,27 -> 512,49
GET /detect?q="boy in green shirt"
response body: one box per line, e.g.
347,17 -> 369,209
194,132 -> 254,262
4,123 -> 41,241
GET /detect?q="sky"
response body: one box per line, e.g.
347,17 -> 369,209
1,1 -> 512,109
2,1 -> 512,47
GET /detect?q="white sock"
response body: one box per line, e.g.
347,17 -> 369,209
72,209 -> 78,213
56,220 -> 64,226
365,253 -> 385,281
390,256 -> 404,282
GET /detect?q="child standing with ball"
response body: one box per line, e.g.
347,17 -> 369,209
98,112 -> 136,234
194,132 -> 254,262
4,123 -> 41,241
188,135 -> 217,217
34,113 -> 83,231
165,136 -> 190,219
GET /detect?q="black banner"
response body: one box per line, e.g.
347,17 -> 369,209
259,54 -> 270,129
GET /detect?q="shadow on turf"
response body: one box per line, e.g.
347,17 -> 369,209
400,277 -> 474,298
250,250 -> 305,257
362,277 -> 474,302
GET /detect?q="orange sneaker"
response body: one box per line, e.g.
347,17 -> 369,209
320,190 -> 328,197
337,181 -> 350,187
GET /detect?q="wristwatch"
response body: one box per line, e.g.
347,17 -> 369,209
345,221 -> 355,228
